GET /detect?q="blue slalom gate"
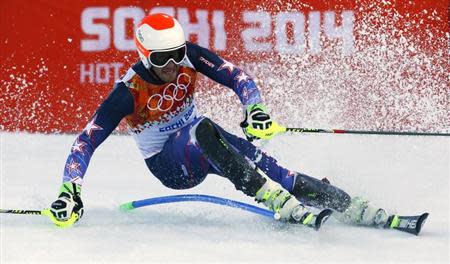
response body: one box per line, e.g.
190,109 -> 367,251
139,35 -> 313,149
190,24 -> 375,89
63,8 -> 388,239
120,194 -> 275,219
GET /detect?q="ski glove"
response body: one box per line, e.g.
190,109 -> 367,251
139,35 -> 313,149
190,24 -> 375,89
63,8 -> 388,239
49,182 -> 84,227
240,103 -> 285,141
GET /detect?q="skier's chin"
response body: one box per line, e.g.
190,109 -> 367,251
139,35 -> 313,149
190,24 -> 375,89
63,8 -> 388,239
160,71 -> 178,83
153,64 -> 180,83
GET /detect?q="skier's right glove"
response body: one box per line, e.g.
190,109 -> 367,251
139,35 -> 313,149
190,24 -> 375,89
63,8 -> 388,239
49,182 -> 84,228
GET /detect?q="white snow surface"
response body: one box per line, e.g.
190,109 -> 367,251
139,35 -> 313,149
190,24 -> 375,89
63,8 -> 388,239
0,132 -> 449,264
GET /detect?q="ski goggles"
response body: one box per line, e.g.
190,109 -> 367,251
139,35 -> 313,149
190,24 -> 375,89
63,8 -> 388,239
148,44 -> 186,68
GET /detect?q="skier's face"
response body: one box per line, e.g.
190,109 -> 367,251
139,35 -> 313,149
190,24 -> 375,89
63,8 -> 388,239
152,61 -> 180,83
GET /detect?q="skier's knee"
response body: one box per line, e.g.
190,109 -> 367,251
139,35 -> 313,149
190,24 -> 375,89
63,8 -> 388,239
194,117 -> 266,197
292,172 -> 351,212
195,118 -> 217,138
332,190 -> 351,212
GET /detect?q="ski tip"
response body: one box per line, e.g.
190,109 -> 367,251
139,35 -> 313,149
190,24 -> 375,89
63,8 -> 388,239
314,209 -> 333,231
415,212 -> 429,236
388,212 -> 430,235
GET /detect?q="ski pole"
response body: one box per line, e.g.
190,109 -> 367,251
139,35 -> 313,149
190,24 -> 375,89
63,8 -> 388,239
0,208 -> 78,228
281,127 -> 450,137
0,209 -> 44,215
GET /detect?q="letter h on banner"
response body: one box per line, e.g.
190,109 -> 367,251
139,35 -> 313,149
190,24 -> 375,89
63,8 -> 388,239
324,11 -> 354,55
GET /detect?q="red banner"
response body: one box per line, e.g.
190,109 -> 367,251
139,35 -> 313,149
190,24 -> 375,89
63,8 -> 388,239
1,0 -> 448,133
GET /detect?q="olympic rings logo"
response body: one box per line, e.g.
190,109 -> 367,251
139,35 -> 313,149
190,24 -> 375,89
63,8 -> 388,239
146,73 -> 191,112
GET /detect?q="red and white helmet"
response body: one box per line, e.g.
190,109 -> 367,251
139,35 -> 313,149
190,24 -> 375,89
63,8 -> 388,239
134,13 -> 186,68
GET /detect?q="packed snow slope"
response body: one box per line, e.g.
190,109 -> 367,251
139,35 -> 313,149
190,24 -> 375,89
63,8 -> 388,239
0,132 -> 449,263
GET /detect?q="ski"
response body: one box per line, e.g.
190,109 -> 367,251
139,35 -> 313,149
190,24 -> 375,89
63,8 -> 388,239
385,212 -> 429,235
287,208 -> 333,230
312,209 -> 333,230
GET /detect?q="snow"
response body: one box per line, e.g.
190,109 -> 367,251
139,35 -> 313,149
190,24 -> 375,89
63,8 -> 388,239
0,132 -> 449,263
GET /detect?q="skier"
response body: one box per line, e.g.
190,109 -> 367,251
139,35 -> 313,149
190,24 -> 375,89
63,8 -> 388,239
49,13 -> 390,229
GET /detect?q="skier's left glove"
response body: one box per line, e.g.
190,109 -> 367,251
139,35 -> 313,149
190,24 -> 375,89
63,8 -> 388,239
240,103 -> 285,141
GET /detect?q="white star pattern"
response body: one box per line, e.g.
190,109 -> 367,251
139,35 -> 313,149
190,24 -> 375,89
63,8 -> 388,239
235,71 -> 250,84
84,116 -> 103,138
217,59 -> 235,73
71,138 -> 86,154
66,159 -> 81,176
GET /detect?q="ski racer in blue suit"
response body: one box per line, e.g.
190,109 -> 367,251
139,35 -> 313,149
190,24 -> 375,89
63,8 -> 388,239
49,13 -> 389,229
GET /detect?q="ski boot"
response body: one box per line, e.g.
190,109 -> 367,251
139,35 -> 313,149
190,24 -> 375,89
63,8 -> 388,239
256,179 -> 332,230
335,197 -> 429,235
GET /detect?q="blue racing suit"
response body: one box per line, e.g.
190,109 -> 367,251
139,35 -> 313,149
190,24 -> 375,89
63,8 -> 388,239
62,41 -> 295,191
